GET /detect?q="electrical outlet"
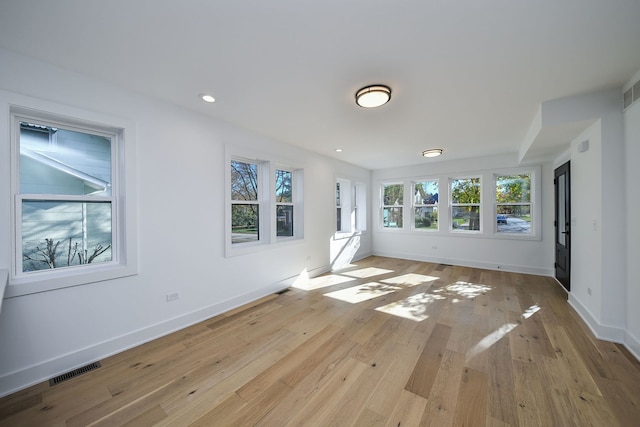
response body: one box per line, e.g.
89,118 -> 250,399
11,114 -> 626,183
587,288 -> 592,296
166,292 -> 180,302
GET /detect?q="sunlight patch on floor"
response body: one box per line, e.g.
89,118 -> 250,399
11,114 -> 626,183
324,282 -> 401,304
375,291 -> 446,321
465,304 -> 542,362
435,281 -> 493,299
380,273 -> 439,287
337,267 -> 394,279
292,271 -> 355,291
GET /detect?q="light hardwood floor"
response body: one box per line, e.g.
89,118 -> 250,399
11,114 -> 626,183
1,256 -> 639,426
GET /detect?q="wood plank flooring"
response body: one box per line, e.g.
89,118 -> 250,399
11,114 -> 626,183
1,256 -> 639,426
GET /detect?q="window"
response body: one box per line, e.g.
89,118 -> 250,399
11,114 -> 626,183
231,160 -> 260,244
413,180 -> 439,230
8,103 -> 137,296
17,120 -> 114,273
382,183 -> 403,228
451,177 -> 480,231
275,169 -> 294,237
336,181 -> 343,232
336,179 -> 367,233
227,152 -> 304,254
496,173 -> 531,234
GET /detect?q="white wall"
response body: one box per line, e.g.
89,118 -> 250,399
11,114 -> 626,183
0,48 -> 371,397
624,70 -> 640,357
371,154 -> 554,276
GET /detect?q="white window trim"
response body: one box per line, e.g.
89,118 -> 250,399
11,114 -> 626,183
412,179 -> 439,232
274,165 -> 303,242
381,182 -> 404,230
491,166 -> 541,240
225,147 -> 304,257
450,176 -> 482,233
3,94 -> 138,297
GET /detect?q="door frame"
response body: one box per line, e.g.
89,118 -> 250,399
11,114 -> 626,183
554,161 -> 571,292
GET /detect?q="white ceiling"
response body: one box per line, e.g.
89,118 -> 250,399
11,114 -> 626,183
1,0 -> 639,170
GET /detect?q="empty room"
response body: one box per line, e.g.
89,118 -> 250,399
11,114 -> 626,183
0,1 -> 639,426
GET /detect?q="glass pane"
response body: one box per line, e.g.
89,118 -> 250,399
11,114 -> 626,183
452,206 -> 480,230
276,205 -> 294,237
337,207 -> 342,231
231,204 -> 259,243
231,161 -> 258,201
497,205 -> 531,233
383,184 -> 403,205
557,175 -> 566,246
276,170 -> 292,203
414,206 -> 438,230
20,123 -> 112,196
414,181 -> 439,205
496,174 -> 531,203
383,207 -> 403,228
336,182 -> 341,206
22,200 -> 112,272
451,178 -> 480,204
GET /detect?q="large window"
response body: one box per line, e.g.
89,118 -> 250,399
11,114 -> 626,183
451,177 -> 481,231
413,180 -> 438,231
8,103 -> 137,296
231,160 -> 260,244
227,153 -> 303,254
496,173 -> 531,234
17,121 -> 114,273
382,183 -> 403,229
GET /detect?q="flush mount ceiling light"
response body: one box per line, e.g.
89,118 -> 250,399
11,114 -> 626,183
422,149 -> 443,158
355,85 -> 391,108
199,93 -> 215,103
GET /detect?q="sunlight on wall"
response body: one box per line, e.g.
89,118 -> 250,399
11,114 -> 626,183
324,282 -> 401,304
465,304 -> 541,362
330,233 -> 360,270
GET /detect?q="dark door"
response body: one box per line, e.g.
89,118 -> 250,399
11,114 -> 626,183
554,162 -> 571,291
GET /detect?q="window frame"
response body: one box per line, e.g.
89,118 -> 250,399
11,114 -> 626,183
230,158 -> 263,245
381,182 -> 404,230
225,148 -> 304,257
491,167 -> 540,239
450,176 -> 482,233
412,179 -> 439,232
5,99 -> 138,297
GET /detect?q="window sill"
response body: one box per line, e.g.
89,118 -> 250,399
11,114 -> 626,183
6,263 -> 138,298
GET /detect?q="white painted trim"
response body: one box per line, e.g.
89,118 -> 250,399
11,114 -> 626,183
371,250 -> 554,277
624,330 -> 640,362
0,269 -> 7,315
568,294 -> 626,343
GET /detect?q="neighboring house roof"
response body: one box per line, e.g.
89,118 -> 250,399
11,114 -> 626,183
20,147 -> 109,193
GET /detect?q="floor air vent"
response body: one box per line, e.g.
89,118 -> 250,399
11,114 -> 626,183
49,361 -> 101,386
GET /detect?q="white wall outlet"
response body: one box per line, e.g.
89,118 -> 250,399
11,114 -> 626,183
166,292 -> 180,302
587,288 -> 592,296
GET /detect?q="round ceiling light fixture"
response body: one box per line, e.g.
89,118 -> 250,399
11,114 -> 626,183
355,85 -> 391,108
199,93 -> 216,103
422,149 -> 443,158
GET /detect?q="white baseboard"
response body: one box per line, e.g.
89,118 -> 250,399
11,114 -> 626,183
371,250 -> 555,277
0,282 -> 289,398
568,294 -> 626,343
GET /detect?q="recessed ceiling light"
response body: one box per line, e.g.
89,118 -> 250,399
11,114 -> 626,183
199,94 -> 215,103
335,148 -> 343,152
355,85 -> 391,108
422,149 -> 443,158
